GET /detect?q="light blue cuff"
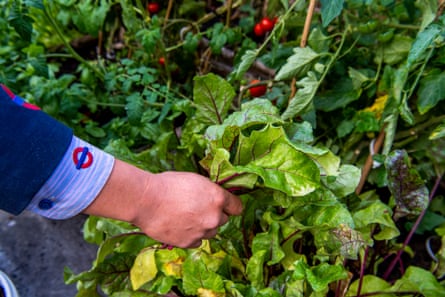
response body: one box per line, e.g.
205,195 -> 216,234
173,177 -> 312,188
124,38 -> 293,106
26,136 -> 115,219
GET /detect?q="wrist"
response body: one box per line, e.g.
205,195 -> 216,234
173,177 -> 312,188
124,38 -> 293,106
83,159 -> 154,225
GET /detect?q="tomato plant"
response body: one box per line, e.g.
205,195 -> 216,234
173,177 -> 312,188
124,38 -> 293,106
2,0 -> 445,296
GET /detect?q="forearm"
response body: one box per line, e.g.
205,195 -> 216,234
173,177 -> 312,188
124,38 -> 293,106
82,159 -> 153,225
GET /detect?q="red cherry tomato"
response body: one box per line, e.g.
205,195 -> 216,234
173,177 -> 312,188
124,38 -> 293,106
248,79 -> 267,97
260,17 -> 274,32
147,2 -> 160,14
158,57 -> 165,66
253,23 -> 265,37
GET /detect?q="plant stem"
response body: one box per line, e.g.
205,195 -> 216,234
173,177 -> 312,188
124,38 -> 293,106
289,0 -> 317,98
394,116 -> 445,141
355,126 -> 386,194
382,173 -> 444,280
164,0 -> 174,28
42,4 -> 105,81
225,0 -> 233,28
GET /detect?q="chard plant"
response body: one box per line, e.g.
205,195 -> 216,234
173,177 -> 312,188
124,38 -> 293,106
2,0 -> 445,296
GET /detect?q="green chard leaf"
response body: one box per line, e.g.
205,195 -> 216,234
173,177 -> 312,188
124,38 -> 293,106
193,73 -> 235,125
251,222 -> 285,266
293,260 -> 348,292
346,275 -> 393,297
235,125 -> 320,196
353,197 -> 400,241
130,249 -> 158,290
390,266 -> 445,297
246,250 -> 268,289
385,150 -> 429,220
205,99 -> 282,141
183,257 -> 225,295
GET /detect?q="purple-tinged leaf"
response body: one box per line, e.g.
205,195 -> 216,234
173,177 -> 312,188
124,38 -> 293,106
385,150 -> 429,220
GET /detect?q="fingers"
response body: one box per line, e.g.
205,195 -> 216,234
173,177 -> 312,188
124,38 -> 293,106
222,191 -> 243,216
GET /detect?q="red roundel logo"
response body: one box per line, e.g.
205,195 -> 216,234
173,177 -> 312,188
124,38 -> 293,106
72,147 -> 93,169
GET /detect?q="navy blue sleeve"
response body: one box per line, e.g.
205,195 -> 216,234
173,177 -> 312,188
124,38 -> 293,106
0,85 -> 73,215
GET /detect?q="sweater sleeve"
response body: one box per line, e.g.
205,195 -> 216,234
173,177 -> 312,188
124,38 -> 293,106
0,84 -> 73,215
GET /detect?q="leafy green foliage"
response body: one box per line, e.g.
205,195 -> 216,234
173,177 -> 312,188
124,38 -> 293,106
2,0 -> 445,296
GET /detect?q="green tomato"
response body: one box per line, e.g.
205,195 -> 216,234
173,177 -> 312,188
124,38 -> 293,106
358,20 -> 378,34
377,29 -> 395,43
80,67 -> 95,85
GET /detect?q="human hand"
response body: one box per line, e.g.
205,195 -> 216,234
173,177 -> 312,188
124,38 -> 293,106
133,171 -> 243,248
84,159 -> 243,248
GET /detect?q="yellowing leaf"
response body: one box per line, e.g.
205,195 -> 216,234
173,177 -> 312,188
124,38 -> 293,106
197,287 -> 226,297
363,95 -> 388,119
163,256 -> 184,277
130,249 -> 158,290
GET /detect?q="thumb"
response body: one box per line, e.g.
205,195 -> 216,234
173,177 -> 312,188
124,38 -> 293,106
222,191 -> 243,216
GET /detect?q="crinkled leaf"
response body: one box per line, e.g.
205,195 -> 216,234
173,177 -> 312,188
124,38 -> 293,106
320,0 -> 344,27
282,71 -> 319,120
193,73 -> 235,125
156,248 -> 187,278
200,147 -> 258,189
275,47 -> 320,81
182,258 -> 225,295
197,288 -> 225,297
331,224 -> 369,259
353,200 -> 400,241
246,250 -> 267,289
293,260 -> 348,292
417,69 -> 445,114
286,121 -> 314,143
235,125 -> 320,196
323,164 -> 361,198
390,266 -> 445,297
251,222 -> 285,265
385,150 -> 429,220
205,99 -> 282,141
130,249 -> 158,290
311,150 -> 342,177
307,204 -> 357,257
346,275 -> 393,297
307,202 -> 354,229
